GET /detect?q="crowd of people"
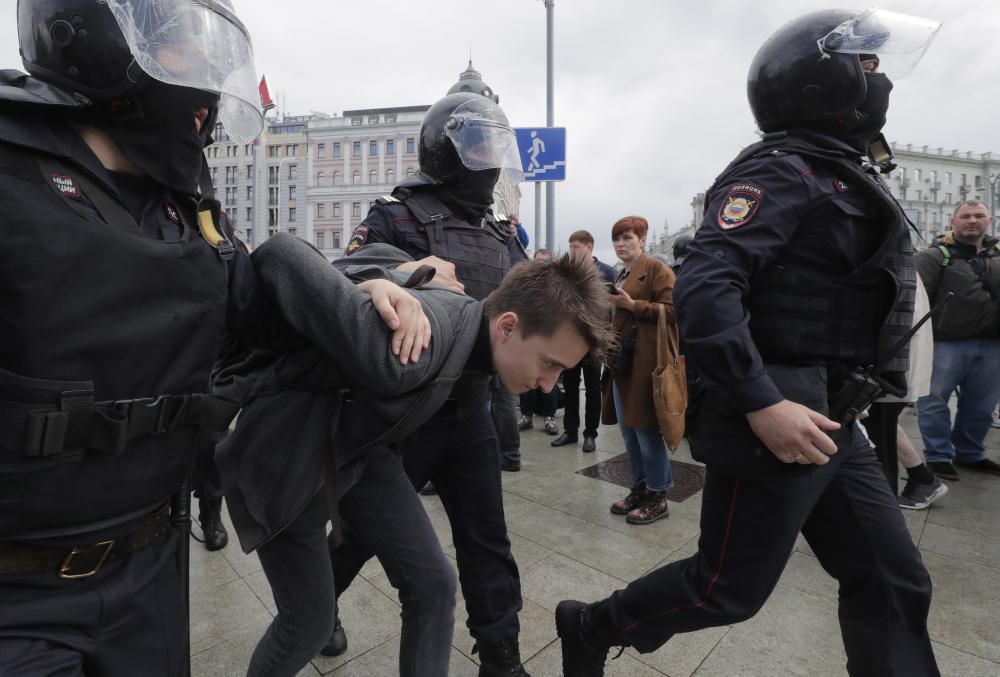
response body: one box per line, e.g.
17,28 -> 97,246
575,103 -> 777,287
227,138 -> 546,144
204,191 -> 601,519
1,3 -> 998,677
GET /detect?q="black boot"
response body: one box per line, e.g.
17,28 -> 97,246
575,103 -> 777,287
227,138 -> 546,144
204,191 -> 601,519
555,600 -> 615,677
198,498 -> 228,551
475,637 -> 530,677
320,615 -> 348,657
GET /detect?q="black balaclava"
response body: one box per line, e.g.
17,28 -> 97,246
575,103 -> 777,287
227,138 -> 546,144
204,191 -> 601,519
841,72 -> 893,150
437,168 -> 501,221
96,78 -> 220,195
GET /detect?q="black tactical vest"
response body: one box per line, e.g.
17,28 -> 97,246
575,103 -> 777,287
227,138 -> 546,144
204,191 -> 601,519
389,188 -> 511,301
707,134 -> 916,395
0,142 -> 231,537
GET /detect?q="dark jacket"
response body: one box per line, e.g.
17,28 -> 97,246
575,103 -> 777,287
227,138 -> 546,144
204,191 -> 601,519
212,236 -> 483,553
601,253 -> 676,430
915,232 -> 1000,341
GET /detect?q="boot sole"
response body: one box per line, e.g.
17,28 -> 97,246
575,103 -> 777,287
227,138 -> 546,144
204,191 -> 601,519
554,601 -> 581,670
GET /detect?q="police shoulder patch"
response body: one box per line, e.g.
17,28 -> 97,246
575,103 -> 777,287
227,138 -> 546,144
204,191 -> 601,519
717,182 -> 764,230
345,225 -> 368,254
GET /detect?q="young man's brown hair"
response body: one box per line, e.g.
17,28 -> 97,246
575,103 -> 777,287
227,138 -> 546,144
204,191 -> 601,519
485,255 -> 614,360
568,230 -> 595,246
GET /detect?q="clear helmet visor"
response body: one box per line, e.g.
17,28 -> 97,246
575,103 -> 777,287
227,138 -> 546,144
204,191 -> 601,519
105,0 -> 264,142
817,9 -> 941,79
444,100 -> 524,182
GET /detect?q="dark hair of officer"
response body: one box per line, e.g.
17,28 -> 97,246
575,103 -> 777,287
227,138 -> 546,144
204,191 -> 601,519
748,9 -> 867,132
611,215 -> 649,241
485,254 -> 614,360
569,229 -> 595,246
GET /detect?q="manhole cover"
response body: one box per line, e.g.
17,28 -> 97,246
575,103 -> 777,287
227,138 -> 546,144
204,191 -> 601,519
576,454 -> 705,502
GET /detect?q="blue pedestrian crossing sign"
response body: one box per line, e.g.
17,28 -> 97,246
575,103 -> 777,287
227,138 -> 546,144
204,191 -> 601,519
515,127 -> 566,182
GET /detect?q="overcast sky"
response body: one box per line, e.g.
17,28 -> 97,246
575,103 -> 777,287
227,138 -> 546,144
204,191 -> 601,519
2,1 -> 998,261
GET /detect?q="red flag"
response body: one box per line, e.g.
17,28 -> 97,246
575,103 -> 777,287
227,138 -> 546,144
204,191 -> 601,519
259,75 -> 275,112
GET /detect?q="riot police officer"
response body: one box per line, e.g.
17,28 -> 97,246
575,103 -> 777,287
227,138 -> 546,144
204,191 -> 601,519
556,10 -> 943,676
0,0 -> 278,673
670,232 -> 693,275
334,92 -> 531,676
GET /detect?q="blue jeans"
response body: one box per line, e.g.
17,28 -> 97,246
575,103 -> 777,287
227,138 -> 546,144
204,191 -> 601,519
612,382 -> 674,492
917,338 -> 1000,464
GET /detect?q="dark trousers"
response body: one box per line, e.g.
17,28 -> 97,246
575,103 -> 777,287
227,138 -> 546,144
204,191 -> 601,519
332,398 -> 522,643
605,424 -> 938,676
562,354 -> 602,437
253,450 -> 456,677
862,402 -> 907,494
520,387 -> 557,417
192,429 -> 225,502
0,530 -> 186,677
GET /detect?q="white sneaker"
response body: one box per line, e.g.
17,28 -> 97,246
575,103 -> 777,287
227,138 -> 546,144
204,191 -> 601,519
543,417 -> 559,435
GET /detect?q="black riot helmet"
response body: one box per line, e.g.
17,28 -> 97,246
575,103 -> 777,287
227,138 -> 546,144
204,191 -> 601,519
17,0 -> 264,142
418,92 -> 523,185
748,9 -> 940,134
672,232 -> 694,267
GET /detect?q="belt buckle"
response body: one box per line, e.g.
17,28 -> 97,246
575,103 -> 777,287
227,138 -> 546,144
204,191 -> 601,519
59,540 -> 115,579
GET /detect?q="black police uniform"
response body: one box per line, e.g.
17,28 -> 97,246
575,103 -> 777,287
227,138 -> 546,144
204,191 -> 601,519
0,85 -> 282,674
333,185 -> 529,645
593,130 -> 939,675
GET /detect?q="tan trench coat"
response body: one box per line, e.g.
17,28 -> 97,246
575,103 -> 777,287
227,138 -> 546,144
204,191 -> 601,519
601,253 -> 676,430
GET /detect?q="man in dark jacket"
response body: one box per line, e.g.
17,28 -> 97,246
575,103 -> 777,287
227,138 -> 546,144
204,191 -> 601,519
214,235 -> 613,677
915,200 -> 1000,481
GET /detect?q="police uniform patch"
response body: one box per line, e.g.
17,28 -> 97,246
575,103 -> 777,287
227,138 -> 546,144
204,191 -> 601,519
345,225 -> 368,254
717,183 -> 764,229
833,179 -> 850,193
164,202 -> 181,224
50,173 -> 80,200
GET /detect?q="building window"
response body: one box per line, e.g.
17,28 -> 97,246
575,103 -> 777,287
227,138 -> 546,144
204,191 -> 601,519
317,203 -> 325,218
316,171 -> 325,186
385,113 -> 397,124
246,207 -> 252,222
288,185 -> 296,201
406,137 -> 415,154
333,142 -> 341,158
351,117 -> 362,126
246,227 -> 253,242
268,208 -> 278,227
317,143 -> 326,157
268,166 -> 279,184
370,140 -> 378,157
316,231 -> 325,249
916,189 -> 922,201
975,175 -> 983,189
368,114 -> 379,124
246,164 -> 254,179
246,185 -> 253,200
900,188 -> 907,200
369,169 -> 377,185
332,171 -> 341,185
961,173 -> 967,187
386,139 -> 395,155
286,144 -> 296,156
352,202 -> 361,217
288,227 -> 297,236
289,207 -> 296,222
913,168 -> 921,182
945,193 -> 952,204
268,145 -> 280,158
288,164 -> 297,180
929,170 -> 937,183
268,228 -> 276,238
353,141 -> 361,157
945,171 -> 952,184
268,187 -> 278,206
352,170 -> 360,185
244,144 -> 252,155
333,231 -> 342,248
406,167 -> 415,177
333,202 -> 341,217
386,168 -> 395,184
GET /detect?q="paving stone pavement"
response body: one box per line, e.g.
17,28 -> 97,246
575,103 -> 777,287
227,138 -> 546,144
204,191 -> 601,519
190,406 -> 1000,676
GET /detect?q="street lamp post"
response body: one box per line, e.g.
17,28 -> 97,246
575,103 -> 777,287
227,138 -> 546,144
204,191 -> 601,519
988,171 -> 1000,236
544,0 -> 555,251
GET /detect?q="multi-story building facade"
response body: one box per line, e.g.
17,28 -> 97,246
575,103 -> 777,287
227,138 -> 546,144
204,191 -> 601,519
307,106 -> 427,259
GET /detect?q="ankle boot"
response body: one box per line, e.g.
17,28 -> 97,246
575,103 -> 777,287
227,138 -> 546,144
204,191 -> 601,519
320,615 -> 348,657
475,637 -> 530,676
555,600 -> 617,677
198,497 -> 228,551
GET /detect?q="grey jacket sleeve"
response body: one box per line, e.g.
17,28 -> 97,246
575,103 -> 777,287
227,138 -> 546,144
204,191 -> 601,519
250,234 -> 447,397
